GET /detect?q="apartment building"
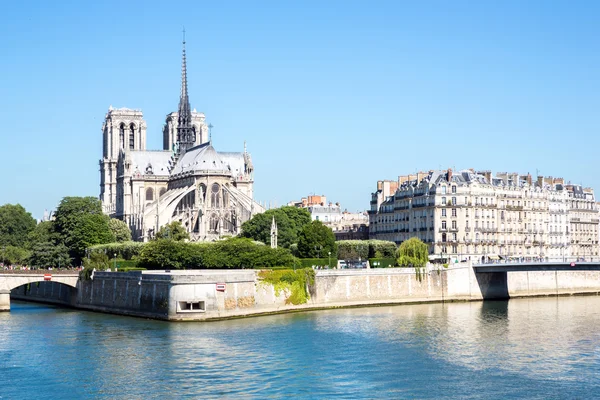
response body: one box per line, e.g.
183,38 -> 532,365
369,169 -> 599,262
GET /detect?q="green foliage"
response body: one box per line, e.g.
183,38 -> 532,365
397,237 -> 429,281
297,220 -> 337,258
28,242 -> 71,268
89,241 -> 145,260
137,237 -> 295,270
53,197 -> 115,264
138,239 -> 194,270
156,221 -> 189,241
298,258 -> 335,269
337,240 -> 370,260
337,240 -> 397,260
240,206 -> 311,248
369,240 -> 397,258
114,259 -> 140,270
0,246 -> 31,265
108,219 -> 132,242
0,204 -> 37,247
80,253 -> 110,280
258,268 -> 315,305
368,258 -> 397,268
26,221 -> 54,249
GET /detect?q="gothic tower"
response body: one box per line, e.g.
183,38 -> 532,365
99,107 -> 147,213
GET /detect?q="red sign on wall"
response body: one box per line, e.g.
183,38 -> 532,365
216,283 -> 226,292
44,274 -> 52,281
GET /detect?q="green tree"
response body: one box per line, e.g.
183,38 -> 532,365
108,218 -> 132,242
156,221 -> 189,241
297,220 -> 337,258
240,206 -> 311,248
0,246 -> 31,266
28,242 -> 71,269
26,220 -> 54,249
52,197 -> 115,264
80,252 -> 111,280
397,237 -> 429,280
0,204 -> 37,247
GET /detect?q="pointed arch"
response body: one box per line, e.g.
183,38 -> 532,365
211,183 -> 221,208
146,187 -> 154,202
129,123 -> 136,150
119,123 -> 125,149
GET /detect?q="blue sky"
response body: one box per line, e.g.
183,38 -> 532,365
1,1 -> 599,219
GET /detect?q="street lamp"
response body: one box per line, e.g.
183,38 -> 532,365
114,253 -> 117,271
328,251 -> 331,269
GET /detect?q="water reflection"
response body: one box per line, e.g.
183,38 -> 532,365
2,298 -> 600,398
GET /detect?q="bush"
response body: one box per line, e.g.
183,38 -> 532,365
89,242 -> 146,260
136,237 -> 296,270
368,258 -> 397,268
258,268 -> 315,304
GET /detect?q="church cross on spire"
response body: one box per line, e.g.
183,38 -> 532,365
176,27 -> 194,155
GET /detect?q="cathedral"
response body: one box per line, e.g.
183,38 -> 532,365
99,38 -> 264,241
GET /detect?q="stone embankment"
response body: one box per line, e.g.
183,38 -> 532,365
10,264 -> 600,321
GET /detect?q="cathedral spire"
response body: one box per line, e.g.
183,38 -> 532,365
176,28 -> 194,155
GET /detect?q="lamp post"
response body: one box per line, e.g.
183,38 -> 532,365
114,253 -> 117,271
328,251 -> 331,269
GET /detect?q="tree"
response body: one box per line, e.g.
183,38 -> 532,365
52,197 -> 115,264
28,242 -> 71,269
0,246 -> 30,266
108,218 -> 132,242
0,204 -> 37,247
297,220 -> 337,258
156,221 -> 189,241
26,221 -> 54,249
397,237 -> 429,280
240,206 -> 311,248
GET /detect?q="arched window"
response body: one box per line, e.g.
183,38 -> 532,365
119,123 -> 125,149
222,189 -> 229,207
159,188 -> 167,197
129,124 -> 135,150
211,183 -> 221,207
146,188 -> 154,202
191,126 -> 197,143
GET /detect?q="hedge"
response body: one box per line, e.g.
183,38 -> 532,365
137,237 -> 295,270
89,242 -> 145,260
337,240 -> 397,260
368,258 -> 397,268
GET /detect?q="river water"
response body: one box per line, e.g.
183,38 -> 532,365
2,297 -> 600,399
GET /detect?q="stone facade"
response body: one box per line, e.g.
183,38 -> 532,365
99,41 -> 264,241
369,169 -> 600,262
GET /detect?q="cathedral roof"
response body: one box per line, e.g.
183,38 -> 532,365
171,142 -> 234,176
129,150 -> 172,176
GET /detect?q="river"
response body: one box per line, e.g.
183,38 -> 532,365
2,296 -> 600,399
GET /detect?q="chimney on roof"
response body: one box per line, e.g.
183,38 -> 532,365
447,168 -> 453,182
527,173 -> 532,185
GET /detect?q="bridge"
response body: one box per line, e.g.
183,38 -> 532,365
473,261 -> 600,273
0,272 -> 79,311
470,262 -> 600,299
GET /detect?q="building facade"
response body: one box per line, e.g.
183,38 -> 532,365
369,169 -> 599,263
99,39 -> 264,241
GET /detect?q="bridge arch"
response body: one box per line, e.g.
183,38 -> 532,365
0,274 -> 79,312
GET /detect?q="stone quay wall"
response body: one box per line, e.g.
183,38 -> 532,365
10,265 -> 600,321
